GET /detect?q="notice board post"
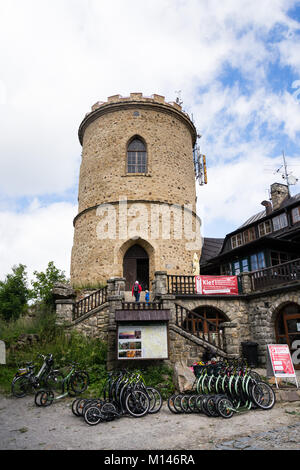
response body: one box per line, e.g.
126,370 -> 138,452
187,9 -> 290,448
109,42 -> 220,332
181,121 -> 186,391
266,344 -> 299,389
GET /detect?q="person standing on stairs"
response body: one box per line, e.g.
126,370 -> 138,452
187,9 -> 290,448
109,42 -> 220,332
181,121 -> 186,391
132,281 -> 142,302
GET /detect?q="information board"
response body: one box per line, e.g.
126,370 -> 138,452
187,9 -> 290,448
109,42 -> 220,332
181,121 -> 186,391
195,275 -> 239,295
118,323 -> 168,360
267,344 -> 298,388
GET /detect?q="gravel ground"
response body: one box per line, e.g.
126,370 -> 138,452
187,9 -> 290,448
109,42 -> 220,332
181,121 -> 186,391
1,394 -> 300,451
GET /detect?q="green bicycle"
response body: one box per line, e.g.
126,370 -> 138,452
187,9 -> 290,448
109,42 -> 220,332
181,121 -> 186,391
35,362 -> 89,407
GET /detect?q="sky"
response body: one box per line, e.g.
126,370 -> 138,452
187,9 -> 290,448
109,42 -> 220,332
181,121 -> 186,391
0,0 -> 300,282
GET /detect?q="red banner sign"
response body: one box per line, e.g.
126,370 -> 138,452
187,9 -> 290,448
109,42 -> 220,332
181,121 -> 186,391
267,344 -> 295,377
195,275 -> 239,295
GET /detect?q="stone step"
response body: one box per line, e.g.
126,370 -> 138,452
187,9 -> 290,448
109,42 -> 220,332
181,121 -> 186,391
124,291 -> 152,302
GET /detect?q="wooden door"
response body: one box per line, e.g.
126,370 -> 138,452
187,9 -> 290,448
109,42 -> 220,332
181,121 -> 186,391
123,258 -> 136,291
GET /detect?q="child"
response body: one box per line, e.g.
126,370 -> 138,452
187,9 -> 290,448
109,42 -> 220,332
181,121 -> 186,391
145,290 -> 150,303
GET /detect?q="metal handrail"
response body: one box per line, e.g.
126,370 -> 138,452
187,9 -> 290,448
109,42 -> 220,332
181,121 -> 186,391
73,286 -> 108,321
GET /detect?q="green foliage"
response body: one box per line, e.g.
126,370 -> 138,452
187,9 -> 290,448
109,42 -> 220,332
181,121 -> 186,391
142,364 -> 175,399
73,282 -> 107,292
31,261 -> 67,307
0,264 -> 31,322
0,302 -> 174,400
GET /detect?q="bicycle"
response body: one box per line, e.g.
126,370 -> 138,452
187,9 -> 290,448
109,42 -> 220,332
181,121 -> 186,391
11,354 -> 56,398
34,362 -> 89,406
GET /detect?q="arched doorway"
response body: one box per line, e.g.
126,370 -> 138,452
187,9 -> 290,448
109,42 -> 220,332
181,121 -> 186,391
123,245 -> 149,291
191,306 -> 228,334
275,303 -> 300,370
184,306 -> 228,350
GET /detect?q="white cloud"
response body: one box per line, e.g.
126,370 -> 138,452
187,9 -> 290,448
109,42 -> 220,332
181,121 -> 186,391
0,201 -> 76,282
197,151 -> 300,238
0,0 -> 300,279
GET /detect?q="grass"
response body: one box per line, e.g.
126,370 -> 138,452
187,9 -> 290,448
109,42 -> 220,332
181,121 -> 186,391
0,307 -> 174,399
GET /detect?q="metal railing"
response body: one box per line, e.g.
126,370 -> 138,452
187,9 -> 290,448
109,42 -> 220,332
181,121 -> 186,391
121,301 -> 162,310
175,303 -> 225,352
167,275 -> 196,295
249,257 -> 300,291
73,286 -> 108,321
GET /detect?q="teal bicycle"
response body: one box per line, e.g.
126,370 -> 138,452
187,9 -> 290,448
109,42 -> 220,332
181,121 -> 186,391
34,362 -> 89,407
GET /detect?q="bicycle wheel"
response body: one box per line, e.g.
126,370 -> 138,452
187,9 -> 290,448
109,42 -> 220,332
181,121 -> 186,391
251,381 -> 276,410
173,394 -> 184,413
205,396 -> 219,417
216,397 -> 234,419
101,402 -> 120,421
125,390 -> 150,418
84,406 -> 103,426
40,390 -> 54,407
146,387 -> 163,414
201,396 -> 213,416
70,371 -> 89,394
72,398 -> 82,416
35,390 -> 44,407
180,395 -> 193,414
167,394 -> 180,414
34,389 -> 54,407
195,395 -> 205,413
11,376 -> 32,398
188,395 -> 200,413
76,398 -> 90,416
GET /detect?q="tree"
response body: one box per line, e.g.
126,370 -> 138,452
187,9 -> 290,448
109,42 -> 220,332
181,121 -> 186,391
0,264 -> 30,322
31,261 -> 67,308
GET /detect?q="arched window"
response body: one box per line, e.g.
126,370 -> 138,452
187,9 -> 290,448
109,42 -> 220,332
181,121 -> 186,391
127,137 -> 147,174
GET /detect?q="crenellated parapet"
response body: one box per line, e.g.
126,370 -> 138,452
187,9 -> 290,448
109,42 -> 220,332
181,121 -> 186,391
79,92 -> 196,145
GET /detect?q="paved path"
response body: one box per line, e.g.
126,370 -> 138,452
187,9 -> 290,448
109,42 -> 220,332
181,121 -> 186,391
1,394 -> 300,451
215,422 -> 300,450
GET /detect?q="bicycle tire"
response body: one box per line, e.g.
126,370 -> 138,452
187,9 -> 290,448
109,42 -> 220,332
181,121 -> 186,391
125,390 -> 150,418
195,395 -> 205,413
40,390 -> 54,407
72,398 -> 82,416
188,395 -> 200,413
11,376 -> 32,398
167,394 -> 180,414
251,381 -> 276,410
216,397 -> 234,419
180,394 -> 193,413
34,390 -> 44,407
84,406 -> 103,426
205,396 -> 219,417
201,396 -> 213,416
146,387 -> 163,414
70,371 -> 89,394
76,398 -> 90,416
101,402 -> 120,421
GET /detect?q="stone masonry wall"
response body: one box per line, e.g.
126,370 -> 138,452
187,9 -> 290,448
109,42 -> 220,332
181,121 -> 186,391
71,93 -> 201,287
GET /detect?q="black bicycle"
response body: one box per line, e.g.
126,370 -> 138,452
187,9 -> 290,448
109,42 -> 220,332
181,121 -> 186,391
11,354 -> 56,398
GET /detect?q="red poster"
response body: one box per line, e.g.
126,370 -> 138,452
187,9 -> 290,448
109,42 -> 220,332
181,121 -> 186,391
268,344 -> 295,377
195,275 -> 239,295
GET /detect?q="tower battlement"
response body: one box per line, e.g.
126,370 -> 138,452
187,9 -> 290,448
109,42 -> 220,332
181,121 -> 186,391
80,92 -> 196,146
89,92 -> 183,113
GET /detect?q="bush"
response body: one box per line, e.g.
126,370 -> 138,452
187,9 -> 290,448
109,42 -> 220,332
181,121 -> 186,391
0,306 -> 174,399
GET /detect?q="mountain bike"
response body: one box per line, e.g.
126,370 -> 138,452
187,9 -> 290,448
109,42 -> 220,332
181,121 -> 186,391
11,354 -> 56,398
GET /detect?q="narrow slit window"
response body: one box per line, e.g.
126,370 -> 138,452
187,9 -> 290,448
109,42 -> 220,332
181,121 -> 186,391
127,138 -> 147,174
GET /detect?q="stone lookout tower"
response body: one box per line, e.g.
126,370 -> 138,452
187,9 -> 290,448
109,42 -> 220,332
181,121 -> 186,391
71,93 -> 202,290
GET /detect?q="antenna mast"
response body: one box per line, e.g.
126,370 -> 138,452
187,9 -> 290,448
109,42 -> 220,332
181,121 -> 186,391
193,135 -> 208,186
278,150 -> 298,196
